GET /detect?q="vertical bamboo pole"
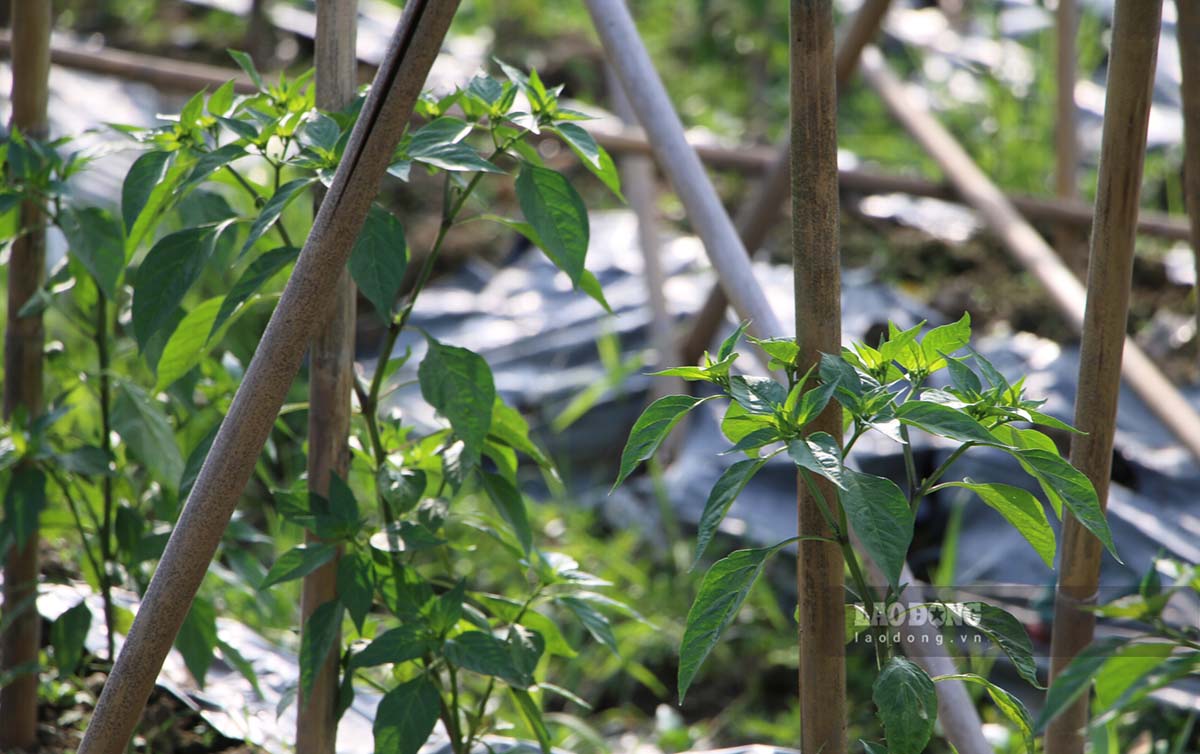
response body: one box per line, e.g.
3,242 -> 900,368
297,2 -> 357,752
1045,3 -> 1162,754
0,3 -> 51,749
1055,0 -> 1086,274
791,2 -> 845,753
77,4 -> 461,752
680,0 -> 892,366
1177,0 -> 1200,358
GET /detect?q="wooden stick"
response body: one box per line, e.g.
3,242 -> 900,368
582,0 -> 784,341
791,2 -> 846,752
1055,0 -> 1086,273
1047,4 -> 1163,754
681,0 -> 893,366
76,3 -> 461,751
859,46 -> 1200,465
1177,0 -> 1200,362
296,1 -> 357,752
0,2 -> 51,749
0,31 -> 1191,244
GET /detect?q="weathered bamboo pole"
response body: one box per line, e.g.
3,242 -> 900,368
859,46 -> 1200,464
582,0 -> 784,341
681,0 -> 893,365
1177,0 -> 1200,358
791,2 -> 845,752
1055,0 -> 1086,273
77,4 -> 461,752
1046,4 -> 1163,754
0,2 -> 52,749
296,1 -> 357,752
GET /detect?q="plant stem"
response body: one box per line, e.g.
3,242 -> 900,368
46,470 -> 104,593
94,287 -> 116,661
912,442 -> 974,514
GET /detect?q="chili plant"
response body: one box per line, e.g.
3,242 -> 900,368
614,315 -> 1120,754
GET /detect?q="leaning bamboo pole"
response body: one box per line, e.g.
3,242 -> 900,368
0,3 -> 51,749
681,0 -> 893,365
0,32 -> 1191,244
858,45 -> 1200,465
77,4 -> 461,752
1177,0 -> 1200,359
1046,4 -> 1163,754
1055,0 -> 1086,273
791,2 -> 845,752
296,1 -> 357,752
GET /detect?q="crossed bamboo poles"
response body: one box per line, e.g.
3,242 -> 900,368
49,1 -> 1194,753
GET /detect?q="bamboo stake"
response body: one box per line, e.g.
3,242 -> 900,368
1177,0 -> 1200,361
681,0 -> 893,366
582,0 -> 784,341
0,32 -> 1191,244
1055,0 -> 1086,274
296,1 -> 357,752
858,46 -> 1200,464
77,4 -> 461,752
791,2 -> 845,752
0,2 -> 51,749
1046,4 -> 1163,754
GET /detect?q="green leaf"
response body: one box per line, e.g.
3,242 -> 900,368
480,472 -> 533,555
516,163 -> 589,285
873,657 -> 937,754
613,395 -> 714,489
111,382 -> 183,489
337,549 -> 375,634
2,466 -> 44,549
133,226 -> 219,348
377,467 -> 426,516
351,625 -> 430,669
946,356 -> 982,395
1092,641 -> 1175,710
122,150 -> 173,234
729,375 -> 787,415
207,79 -> 237,117
369,521 -> 446,553
560,595 -> 619,655
943,602 -> 1041,688
720,401 -> 776,449
239,177 -> 315,257
551,123 -> 622,199
444,630 -> 534,687
126,155 -> 191,255
61,206 -> 125,300
50,599 -> 92,675
227,49 -> 265,91
349,206 -> 408,319
578,269 -> 612,312
1035,637 -> 1129,732
920,313 -> 971,371
300,112 -> 341,152
417,336 -> 495,466
693,458 -> 768,568
180,143 -> 248,193
211,245 -> 297,339
155,297 -> 225,390
510,688 -> 553,754
678,539 -> 793,701
1015,448 -> 1117,560
787,432 -> 845,490
260,543 -> 337,590
934,673 -> 1034,753
373,676 -> 440,754
895,400 -> 996,445
717,321 -> 751,362
943,481 -> 1055,569
840,468 -> 913,588
177,596 -> 218,688
300,600 -> 343,702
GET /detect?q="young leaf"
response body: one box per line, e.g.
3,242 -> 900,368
480,472 -> 533,555
111,382 -> 184,489
516,162 -> 589,285
417,335 -> 495,467
678,539 -> 794,701
239,177 -> 315,257
613,395 -> 714,489
550,123 -> 622,199
920,313 -> 971,371
50,599 -> 92,675
895,401 -> 996,445
349,206 -> 408,319
133,226 -> 219,348
210,245 -> 297,338
840,468 -> 913,588
176,596 -> 218,688
227,49 -> 265,91
260,543 -> 337,590
122,150 -> 173,233
373,676 -> 440,754
61,206 -> 125,300
942,481 -> 1055,569
693,458 -> 768,568
299,600 -> 343,702
873,657 -> 937,754
934,674 -> 1034,753
718,320 -> 751,362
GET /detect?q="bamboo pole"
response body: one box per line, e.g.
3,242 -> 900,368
858,46 -> 1200,465
0,2 -> 51,749
1046,4 -> 1163,754
0,32 -> 1191,244
296,2 -> 357,752
1055,0 -> 1086,274
1177,0 -> 1200,360
791,2 -> 845,752
681,0 -> 893,365
76,4 -> 461,752
582,0 -> 784,341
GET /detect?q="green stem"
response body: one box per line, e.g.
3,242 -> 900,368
93,286 -> 116,662
912,442 -> 974,515
46,470 -> 104,597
